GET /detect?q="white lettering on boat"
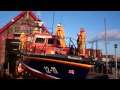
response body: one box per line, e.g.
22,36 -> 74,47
44,66 -> 58,74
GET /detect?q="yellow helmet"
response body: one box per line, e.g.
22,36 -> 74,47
57,23 -> 62,27
21,32 -> 25,34
34,27 -> 39,31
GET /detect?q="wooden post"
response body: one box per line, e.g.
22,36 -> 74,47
104,17 -> 108,74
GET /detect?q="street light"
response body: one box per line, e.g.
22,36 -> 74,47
114,43 -> 118,79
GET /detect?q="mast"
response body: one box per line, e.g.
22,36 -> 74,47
52,12 -> 55,34
37,11 -> 40,21
104,17 -> 108,74
60,11 -> 63,24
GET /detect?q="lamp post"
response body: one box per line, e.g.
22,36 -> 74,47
114,43 -> 118,79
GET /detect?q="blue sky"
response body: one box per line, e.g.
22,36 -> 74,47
0,11 -> 120,57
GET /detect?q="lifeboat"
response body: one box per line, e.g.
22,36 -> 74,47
19,31 -> 94,79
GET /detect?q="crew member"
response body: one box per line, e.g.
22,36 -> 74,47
55,23 -> 66,48
33,27 -> 40,34
77,28 -> 86,56
20,32 -> 27,50
17,63 -> 23,79
35,20 -> 46,34
69,45 -> 74,55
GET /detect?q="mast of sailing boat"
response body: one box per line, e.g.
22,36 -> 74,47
104,17 -> 108,74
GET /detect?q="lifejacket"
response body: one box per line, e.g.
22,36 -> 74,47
55,27 -> 65,39
17,66 -> 23,73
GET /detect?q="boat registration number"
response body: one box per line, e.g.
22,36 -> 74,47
44,66 -> 58,74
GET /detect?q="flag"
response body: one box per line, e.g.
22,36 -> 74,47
68,69 -> 74,74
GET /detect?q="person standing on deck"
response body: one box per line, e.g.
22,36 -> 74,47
35,20 -> 46,34
33,27 -> 40,34
77,28 -> 86,56
20,32 -> 27,50
55,23 -> 66,48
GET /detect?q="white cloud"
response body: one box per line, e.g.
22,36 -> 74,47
88,29 -> 120,42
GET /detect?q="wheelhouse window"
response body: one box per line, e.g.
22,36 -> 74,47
57,40 -> 60,45
35,38 -> 45,44
48,38 -> 54,44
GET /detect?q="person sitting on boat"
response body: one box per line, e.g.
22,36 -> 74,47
55,23 -> 66,48
35,20 -> 46,34
20,32 -> 27,50
33,27 -> 40,34
77,28 -> 86,56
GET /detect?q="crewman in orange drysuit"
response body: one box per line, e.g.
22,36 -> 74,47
20,32 -> 27,50
55,23 -> 66,48
33,27 -> 40,34
77,28 -> 86,56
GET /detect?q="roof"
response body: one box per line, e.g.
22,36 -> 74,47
0,11 -> 50,34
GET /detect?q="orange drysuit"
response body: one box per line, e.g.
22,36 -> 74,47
20,33 -> 27,49
77,28 -> 86,56
55,25 -> 66,48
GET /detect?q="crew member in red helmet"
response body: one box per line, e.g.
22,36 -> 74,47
77,28 -> 86,56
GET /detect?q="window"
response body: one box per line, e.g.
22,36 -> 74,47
20,24 -> 33,34
35,38 -> 45,44
57,40 -> 60,45
14,27 -> 20,34
48,38 -> 54,44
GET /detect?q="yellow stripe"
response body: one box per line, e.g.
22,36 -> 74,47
22,55 -> 94,69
